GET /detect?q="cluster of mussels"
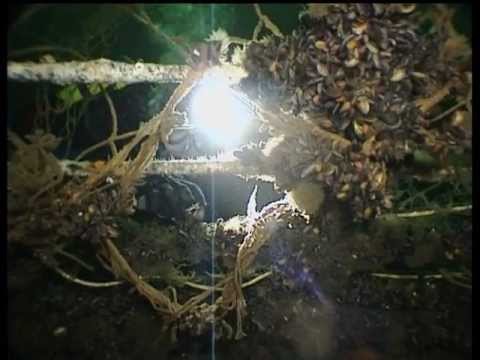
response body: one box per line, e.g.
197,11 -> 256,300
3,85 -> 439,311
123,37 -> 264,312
238,3 -> 467,220
244,3 -> 455,128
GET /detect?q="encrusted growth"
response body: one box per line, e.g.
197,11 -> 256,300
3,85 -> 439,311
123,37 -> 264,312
237,3 -> 471,220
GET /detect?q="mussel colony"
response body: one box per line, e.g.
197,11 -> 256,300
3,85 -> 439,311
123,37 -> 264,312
236,3 -> 471,220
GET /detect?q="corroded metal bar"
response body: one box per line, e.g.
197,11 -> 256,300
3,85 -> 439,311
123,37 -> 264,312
7,59 -> 190,85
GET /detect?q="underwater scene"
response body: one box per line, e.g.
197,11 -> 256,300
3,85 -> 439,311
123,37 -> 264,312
7,4 -> 472,360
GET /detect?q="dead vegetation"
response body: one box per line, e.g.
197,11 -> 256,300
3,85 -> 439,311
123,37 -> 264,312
7,3 -> 471,344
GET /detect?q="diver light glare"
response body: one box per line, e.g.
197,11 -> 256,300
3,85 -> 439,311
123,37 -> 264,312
190,76 -> 252,148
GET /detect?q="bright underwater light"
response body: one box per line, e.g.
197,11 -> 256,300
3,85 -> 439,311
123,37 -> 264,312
190,75 -> 253,149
